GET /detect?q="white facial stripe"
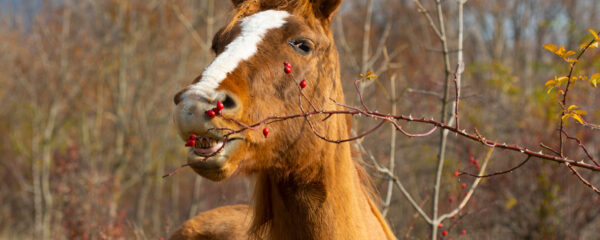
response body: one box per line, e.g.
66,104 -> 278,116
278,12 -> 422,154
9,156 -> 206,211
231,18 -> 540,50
185,10 -> 291,100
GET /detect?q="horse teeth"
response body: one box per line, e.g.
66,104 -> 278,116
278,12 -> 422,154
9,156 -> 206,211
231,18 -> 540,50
192,136 -> 221,149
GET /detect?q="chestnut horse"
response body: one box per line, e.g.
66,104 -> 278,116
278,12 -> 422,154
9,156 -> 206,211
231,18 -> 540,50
170,0 -> 396,239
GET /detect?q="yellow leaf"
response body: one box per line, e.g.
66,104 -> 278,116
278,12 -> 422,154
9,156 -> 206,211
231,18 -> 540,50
591,42 -> 599,48
573,109 -> 587,115
580,42 -> 589,50
557,76 -> 569,84
591,73 -> 600,81
556,46 -> 567,56
567,105 -> 579,111
505,197 -> 518,210
543,43 -> 558,53
590,29 -> 600,40
565,58 -> 579,63
571,114 -> 584,124
562,113 -> 571,122
591,79 -> 598,88
545,80 -> 556,86
564,51 -> 577,57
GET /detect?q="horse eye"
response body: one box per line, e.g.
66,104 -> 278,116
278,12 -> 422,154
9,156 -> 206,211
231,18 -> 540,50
289,39 -> 313,55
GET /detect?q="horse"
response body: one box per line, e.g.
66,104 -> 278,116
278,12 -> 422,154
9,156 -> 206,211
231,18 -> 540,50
169,0 -> 396,239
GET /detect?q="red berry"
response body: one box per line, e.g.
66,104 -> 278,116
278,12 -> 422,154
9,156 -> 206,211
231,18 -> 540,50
449,197 -> 454,203
442,230 -> 448,236
205,109 -> 216,118
451,215 -> 457,220
188,133 -> 197,140
185,139 -> 195,147
263,128 -> 269,137
299,79 -> 307,88
461,183 -> 467,189
284,66 -> 292,74
461,230 -> 466,235
476,164 -> 481,169
454,171 -> 460,177
438,223 -> 443,228
216,101 -> 224,111
469,156 -> 474,163
284,61 -> 291,67
212,107 -> 221,115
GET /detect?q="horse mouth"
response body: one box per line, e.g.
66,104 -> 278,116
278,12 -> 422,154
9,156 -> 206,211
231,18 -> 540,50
186,135 -> 242,168
193,136 -> 225,157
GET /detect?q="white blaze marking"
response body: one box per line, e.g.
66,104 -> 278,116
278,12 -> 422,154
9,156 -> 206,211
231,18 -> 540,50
184,10 -> 290,100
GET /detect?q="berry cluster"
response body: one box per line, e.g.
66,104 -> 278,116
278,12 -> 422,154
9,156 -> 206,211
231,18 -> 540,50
205,101 -> 225,118
469,156 -> 480,169
284,61 -> 292,74
185,133 -> 197,147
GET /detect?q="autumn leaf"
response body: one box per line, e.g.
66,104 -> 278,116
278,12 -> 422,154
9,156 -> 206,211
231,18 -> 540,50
543,43 -> 558,53
567,105 -> 579,111
590,29 -> 599,41
505,197 -> 518,210
590,73 -> 600,88
571,114 -> 584,124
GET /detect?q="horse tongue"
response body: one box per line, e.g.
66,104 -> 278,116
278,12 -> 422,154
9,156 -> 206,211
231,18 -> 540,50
194,139 -> 224,156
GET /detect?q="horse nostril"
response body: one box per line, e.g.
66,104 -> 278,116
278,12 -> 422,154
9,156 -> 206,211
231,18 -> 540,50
222,94 -> 238,109
174,94 -> 182,105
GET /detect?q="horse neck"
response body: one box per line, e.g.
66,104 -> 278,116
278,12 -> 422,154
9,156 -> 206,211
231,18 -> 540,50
250,112 -> 379,239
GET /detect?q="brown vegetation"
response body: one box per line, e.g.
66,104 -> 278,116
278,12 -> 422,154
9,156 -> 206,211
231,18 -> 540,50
0,0 -> 599,239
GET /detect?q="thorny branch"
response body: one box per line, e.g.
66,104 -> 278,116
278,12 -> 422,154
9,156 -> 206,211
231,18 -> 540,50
164,35 -> 600,196
164,71 -> 600,195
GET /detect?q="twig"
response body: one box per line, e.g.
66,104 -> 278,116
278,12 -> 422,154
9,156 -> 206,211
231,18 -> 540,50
561,130 -> 599,167
565,163 -> 600,194
171,5 -> 208,52
430,0 -> 454,237
406,88 -> 443,99
360,144 -> 433,224
382,48 -> 397,217
412,0 -> 442,39
558,37 -> 597,156
163,163 -> 191,178
460,156 -> 531,178
540,143 -> 561,157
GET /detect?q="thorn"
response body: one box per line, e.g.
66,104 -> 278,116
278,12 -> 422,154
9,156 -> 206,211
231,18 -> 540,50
409,114 -> 413,120
538,150 -> 543,154
461,129 -> 466,134
502,143 -> 507,146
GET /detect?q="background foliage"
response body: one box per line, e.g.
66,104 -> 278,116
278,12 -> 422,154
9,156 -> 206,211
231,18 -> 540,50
0,0 -> 599,239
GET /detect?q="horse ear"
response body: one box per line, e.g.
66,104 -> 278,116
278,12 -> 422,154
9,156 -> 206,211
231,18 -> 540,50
312,0 -> 342,20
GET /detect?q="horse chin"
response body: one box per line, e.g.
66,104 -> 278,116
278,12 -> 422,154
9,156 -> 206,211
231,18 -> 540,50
186,140 -> 242,181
